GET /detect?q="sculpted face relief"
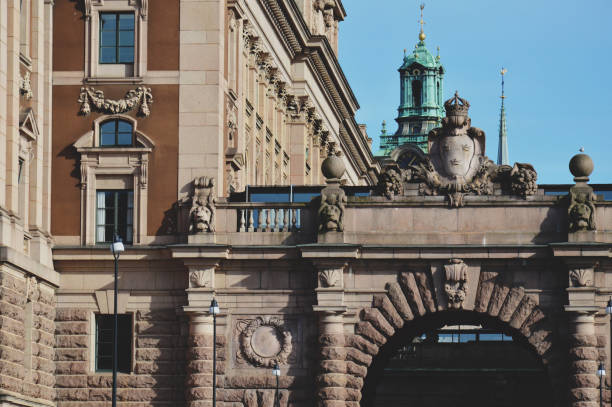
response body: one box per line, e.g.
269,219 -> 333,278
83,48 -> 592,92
440,134 -> 474,178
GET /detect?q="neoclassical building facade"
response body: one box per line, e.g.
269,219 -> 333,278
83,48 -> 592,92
0,2 -> 609,407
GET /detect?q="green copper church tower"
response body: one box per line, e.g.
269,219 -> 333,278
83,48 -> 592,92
379,4 -> 444,157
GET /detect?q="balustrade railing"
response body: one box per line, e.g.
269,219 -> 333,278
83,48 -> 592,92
236,204 -> 305,232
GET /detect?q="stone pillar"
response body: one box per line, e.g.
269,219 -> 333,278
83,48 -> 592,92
568,312 -> 600,407
186,312 -> 215,407
317,311 -> 347,407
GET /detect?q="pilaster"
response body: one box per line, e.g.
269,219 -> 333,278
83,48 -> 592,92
566,258 -> 602,407
186,312 -> 215,407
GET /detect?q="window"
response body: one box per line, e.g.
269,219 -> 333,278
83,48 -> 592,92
100,119 -> 133,146
100,12 -> 135,64
96,190 -> 134,244
95,314 -> 132,373
412,80 -> 422,107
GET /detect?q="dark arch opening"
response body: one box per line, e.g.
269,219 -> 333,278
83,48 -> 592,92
412,80 -> 422,107
360,310 -> 553,407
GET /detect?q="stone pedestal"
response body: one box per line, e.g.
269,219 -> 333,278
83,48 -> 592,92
568,312 -> 600,407
186,312 -> 215,407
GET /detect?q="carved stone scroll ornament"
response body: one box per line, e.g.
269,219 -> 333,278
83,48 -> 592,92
405,92 -> 537,207
444,259 -> 468,309
78,86 -> 153,117
237,316 -> 292,367
189,176 -> 216,233
377,164 -> 404,199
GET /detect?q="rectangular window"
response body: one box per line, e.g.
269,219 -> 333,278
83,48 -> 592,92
100,12 -> 135,64
96,190 -> 133,244
95,314 -> 132,373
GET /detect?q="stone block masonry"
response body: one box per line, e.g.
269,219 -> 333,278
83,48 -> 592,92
55,308 -> 187,406
0,270 -> 55,403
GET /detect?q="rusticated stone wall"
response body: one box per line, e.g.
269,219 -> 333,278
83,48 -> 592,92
55,308 -> 186,406
0,271 -> 55,403
338,269 -> 567,407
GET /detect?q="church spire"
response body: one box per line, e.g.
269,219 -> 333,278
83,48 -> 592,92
497,67 -> 509,166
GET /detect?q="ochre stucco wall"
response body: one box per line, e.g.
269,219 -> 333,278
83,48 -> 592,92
51,85 -> 179,237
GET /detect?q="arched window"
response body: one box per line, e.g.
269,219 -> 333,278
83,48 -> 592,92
437,81 -> 440,104
412,80 -> 422,107
100,119 -> 133,146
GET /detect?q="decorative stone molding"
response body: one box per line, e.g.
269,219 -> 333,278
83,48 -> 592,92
189,269 -> 213,288
377,164 -> 404,199
319,268 -> 342,288
189,176 -> 216,233
19,71 -> 33,100
78,86 -> 153,117
569,268 -> 594,287
568,188 -> 597,232
26,276 -> 39,303
237,316 -> 292,367
74,115 -> 154,244
444,259 -> 468,309
395,92 -> 537,207
83,0 -> 148,19
318,187 -> 346,233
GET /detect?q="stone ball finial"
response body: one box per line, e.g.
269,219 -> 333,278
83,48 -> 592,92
569,152 -> 594,181
321,154 -> 345,180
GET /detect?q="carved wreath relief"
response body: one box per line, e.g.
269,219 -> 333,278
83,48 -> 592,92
237,316 -> 292,368
189,176 -> 216,233
444,259 -> 468,309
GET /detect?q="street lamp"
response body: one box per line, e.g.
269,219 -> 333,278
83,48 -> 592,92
598,362 -> 606,407
209,298 -> 220,407
110,235 -> 124,407
272,363 -> 281,407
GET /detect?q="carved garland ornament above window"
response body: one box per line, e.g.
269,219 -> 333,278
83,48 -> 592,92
78,86 -> 153,117
238,316 -> 292,368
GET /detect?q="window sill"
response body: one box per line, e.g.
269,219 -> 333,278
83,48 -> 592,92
84,76 -> 144,85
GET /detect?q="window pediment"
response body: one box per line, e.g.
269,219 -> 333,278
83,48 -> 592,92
19,108 -> 39,142
74,115 -> 155,151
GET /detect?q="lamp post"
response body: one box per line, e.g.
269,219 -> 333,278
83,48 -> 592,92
272,363 -> 281,407
110,235 -> 124,407
598,362 -> 606,407
604,297 -> 612,407
209,298 -> 220,407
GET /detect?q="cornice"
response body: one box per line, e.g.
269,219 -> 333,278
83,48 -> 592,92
260,0 -> 378,184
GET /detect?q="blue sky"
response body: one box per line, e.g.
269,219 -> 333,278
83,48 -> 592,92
338,0 -> 612,184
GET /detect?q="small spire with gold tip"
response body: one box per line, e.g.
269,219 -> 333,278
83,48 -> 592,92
418,3 -> 426,42
436,46 -> 440,61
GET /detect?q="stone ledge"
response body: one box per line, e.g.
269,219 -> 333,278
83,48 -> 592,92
0,389 -> 55,407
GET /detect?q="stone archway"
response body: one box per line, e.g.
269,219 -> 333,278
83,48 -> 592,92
316,266 -> 567,407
